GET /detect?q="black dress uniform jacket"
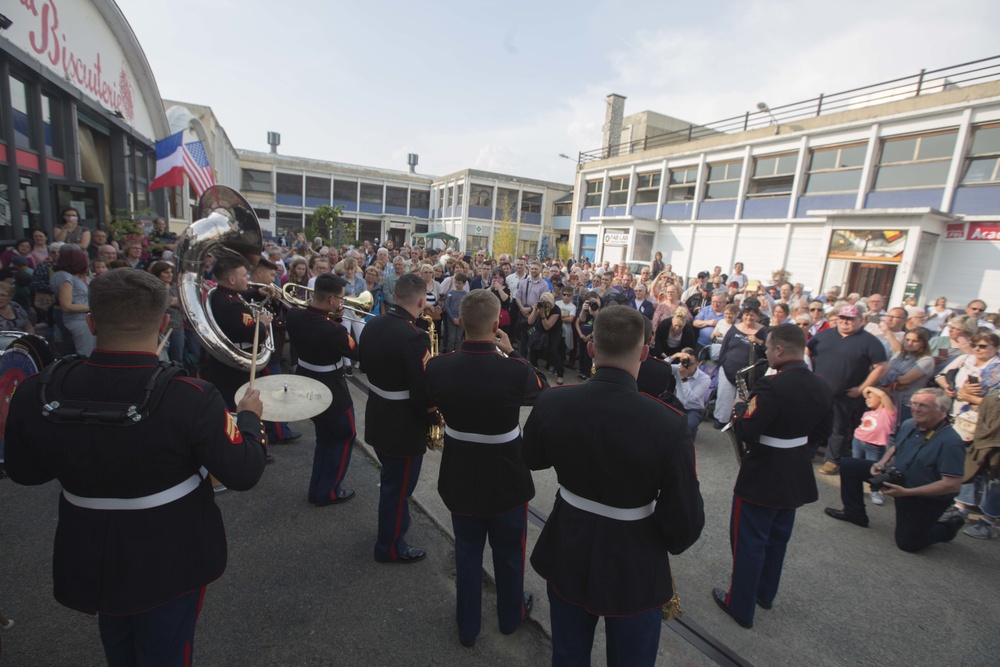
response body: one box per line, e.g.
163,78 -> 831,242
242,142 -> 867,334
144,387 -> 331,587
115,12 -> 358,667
426,341 -> 547,516
732,360 -> 834,508
203,286 -> 269,401
285,305 -> 358,414
4,351 -> 266,615
636,356 -> 674,398
359,305 -> 436,456
523,367 -> 705,615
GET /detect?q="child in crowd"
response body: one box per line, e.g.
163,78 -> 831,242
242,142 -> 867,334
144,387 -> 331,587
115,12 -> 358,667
853,386 -> 897,506
444,273 -> 468,352
712,304 -> 740,343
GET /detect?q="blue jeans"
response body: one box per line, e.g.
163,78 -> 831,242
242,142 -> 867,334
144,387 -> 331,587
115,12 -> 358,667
851,437 -> 885,462
686,409 -> 702,440
957,476 -> 1000,519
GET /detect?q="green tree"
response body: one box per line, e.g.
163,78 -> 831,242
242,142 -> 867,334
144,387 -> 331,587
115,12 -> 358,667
557,241 -> 573,262
491,193 -> 519,258
305,205 -> 355,248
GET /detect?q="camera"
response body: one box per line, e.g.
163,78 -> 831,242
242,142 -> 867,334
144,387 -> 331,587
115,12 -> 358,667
867,466 -> 904,491
587,300 -> 599,310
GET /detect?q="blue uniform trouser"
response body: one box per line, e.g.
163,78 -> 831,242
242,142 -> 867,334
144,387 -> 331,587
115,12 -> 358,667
547,583 -> 662,667
451,505 -> 528,643
98,586 -> 204,667
725,495 -> 795,626
309,408 -> 355,505
374,452 -> 423,560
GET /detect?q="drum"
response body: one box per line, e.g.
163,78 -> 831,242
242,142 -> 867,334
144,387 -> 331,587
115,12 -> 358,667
0,332 -> 53,465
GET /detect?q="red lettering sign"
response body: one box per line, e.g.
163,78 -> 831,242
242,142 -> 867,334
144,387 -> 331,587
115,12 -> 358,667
967,222 -> 1000,241
946,223 -> 965,239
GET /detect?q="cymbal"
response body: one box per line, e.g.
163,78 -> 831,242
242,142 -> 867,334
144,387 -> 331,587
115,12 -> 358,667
236,375 -> 333,422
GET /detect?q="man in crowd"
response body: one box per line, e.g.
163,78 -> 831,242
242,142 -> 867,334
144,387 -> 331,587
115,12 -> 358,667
5,269 -> 267,665
866,306 -> 907,356
383,255 -> 408,308
712,325 -> 832,629
506,258 -> 527,293
285,274 -> 359,506
469,262 -> 493,290
629,283 -> 655,319
359,274 -> 438,564
523,306 -> 704,666
694,290 -> 728,348
866,293 -> 887,321
807,305 -> 887,475
825,387 -> 967,552
149,217 -> 178,260
682,271 -> 710,301
966,299 -> 995,329
668,348 -> 711,440
425,290 -> 546,648
515,262 -> 549,355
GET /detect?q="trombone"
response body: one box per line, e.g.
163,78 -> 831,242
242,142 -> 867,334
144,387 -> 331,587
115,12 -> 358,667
277,282 -> 374,323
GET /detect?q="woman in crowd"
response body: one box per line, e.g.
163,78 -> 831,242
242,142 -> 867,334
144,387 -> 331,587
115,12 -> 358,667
149,261 -> 185,365
930,315 -> 978,373
652,283 -> 682,333
713,301 -> 768,429
53,208 -> 91,250
363,265 -> 384,317
794,312 -> 814,339
342,257 -> 366,297
420,263 -> 443,323
925,296 -> 953,334
29,229 -> 50,267
883,327 -> 935,423
0,282 -> 34,334
526,292 -> 564,385
1,238 -> 36,269
123,241 -> 147,271
51,247 -> 95,356
490,269 -> 516,339
936,331 -> 1000,417
651,251 -> 665,280
282,257 -> 309,292
654,306 -> 696,359
771,302 -> 792,326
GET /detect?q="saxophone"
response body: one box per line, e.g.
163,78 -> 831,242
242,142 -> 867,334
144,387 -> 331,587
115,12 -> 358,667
420,313 -> 445,451
726,358 -> 770,463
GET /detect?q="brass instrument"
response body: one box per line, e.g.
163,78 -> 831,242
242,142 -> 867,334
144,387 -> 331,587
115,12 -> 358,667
724,358 -> 769,463
280,283 -> 374,323
420,313 -> 445,451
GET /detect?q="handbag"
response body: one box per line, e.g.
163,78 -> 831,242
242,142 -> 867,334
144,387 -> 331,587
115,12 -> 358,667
955,408 -> 978,443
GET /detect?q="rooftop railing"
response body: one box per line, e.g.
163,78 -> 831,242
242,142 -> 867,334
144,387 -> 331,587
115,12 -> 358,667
577,54 -> 1000,164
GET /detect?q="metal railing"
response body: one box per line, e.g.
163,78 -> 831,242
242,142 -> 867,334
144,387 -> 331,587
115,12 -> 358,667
578,54 -> 1000,164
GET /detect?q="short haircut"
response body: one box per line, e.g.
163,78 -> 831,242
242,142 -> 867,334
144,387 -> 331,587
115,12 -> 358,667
593,305 -> 645,359
213,254 -> 251,281
912,387 -> 951,413
453,273 -> 468,284
460,290 -> 501,337
643,315 -> 653,344
54,247 -> 89,275
724,304 -> 740,316
343,258 -> 358,271
773,302 -> 790,317
394,273 -> 426,304
147,261 -> 174,279
313,273 -> 347,299
255,258 -> 277,272
971,331 -> 1000,348
89,269 -> 168,337
767,320 -> 807,353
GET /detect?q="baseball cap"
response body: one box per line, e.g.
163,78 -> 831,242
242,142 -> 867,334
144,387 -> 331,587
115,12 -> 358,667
838,305 -> 859,319
697,271 -> 710,279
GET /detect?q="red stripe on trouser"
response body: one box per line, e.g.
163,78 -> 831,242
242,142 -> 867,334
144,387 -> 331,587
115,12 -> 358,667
726,496 -> 742,606
329,411 -> 356,502
390,457 -> 413,560
184,586 -> 207,667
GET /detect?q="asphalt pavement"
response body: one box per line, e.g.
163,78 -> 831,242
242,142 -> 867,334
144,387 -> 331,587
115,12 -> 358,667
2,368 -> 999,666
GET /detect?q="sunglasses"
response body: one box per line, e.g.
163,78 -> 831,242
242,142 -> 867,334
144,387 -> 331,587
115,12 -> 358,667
973,344 -> 994,350
809,307 -> 824,312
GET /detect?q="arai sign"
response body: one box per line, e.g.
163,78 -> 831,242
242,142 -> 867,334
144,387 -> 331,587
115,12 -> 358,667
967,222 -> 1000,241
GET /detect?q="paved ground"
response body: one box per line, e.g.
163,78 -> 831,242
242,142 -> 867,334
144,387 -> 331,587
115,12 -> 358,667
2,367 -> 999,666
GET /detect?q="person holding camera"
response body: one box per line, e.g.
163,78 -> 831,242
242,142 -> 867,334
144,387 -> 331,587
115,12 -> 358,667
527,292 -> 564,385
824,387 -> 967,552
574,292 -> 601,380
668,348 -> 711,439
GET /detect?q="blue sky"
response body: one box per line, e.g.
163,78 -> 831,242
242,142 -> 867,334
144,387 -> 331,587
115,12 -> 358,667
117,0 -> 998,183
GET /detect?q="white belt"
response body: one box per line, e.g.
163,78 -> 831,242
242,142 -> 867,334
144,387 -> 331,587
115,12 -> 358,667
369,384 -> 410,400
558,486 -> 655,521
298,359 -> 344,373
759,435 -> 808,449
63,467 -> 208,511
444,425 -> 520,444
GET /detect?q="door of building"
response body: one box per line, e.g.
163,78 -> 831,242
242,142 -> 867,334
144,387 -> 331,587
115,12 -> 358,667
387,228 -> 406,249
847,262 -> 897,297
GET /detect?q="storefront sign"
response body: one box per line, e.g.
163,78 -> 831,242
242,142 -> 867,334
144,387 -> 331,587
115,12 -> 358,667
603,231 -> 630,246
967,222 -> 1000,241
388,222 -> 409,230
945,223 -> 966,239
9,0 -> 155,138
827,229 -> 906,262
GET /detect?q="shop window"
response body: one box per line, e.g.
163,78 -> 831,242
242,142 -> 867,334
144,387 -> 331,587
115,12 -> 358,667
704,161 -> 742,200
386,186 -> 408,208
242,169 -> 272,193
9,76 -> 35,151
468,234 -> 488,251
334,180 -> 357,203
305,176 -> 331,206
607,176 -> 630,206
409,190 -> 430,210
961,123 -> 1000,186
631,230 -> 655,262
634,172 -> 661,204
360,183 -> 383,205
41,93 -> 64,159
804,143 -> 867,194
521,192 -> 542,214
584,179 -> 603,207
747,153 -> 797,198
666,166 -> 698,201
873,130 -> 957,191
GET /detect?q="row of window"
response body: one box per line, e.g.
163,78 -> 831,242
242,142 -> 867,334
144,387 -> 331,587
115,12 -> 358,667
438,183 -> 544,214
242,169 -> 432,209
583,123 -> 1000,206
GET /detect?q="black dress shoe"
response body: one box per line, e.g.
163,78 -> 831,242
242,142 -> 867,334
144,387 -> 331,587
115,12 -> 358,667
374,546 -> 426,564
824,507 -> 869,528
712,588 -> 752,629
756,598 -> 773,610
713,419 -> 727,430
315,489 -> 355,506
458,636 -> 476,648
265,453 -> 276,464
276,431 -> 302,443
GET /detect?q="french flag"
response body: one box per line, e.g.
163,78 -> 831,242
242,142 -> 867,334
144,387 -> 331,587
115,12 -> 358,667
149,132 -> 217,196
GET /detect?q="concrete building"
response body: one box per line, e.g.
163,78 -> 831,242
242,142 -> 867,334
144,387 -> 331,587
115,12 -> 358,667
567,56 -> 1000,308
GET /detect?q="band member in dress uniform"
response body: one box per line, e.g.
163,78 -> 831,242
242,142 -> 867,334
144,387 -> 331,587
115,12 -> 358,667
712,324 -> 832,629
4,269 -> 267,665
285,274 -> 359,506
636,316 -> 674,398
424,290 -> 547,648
523,306 -> 705,667
359,273 -> 438,563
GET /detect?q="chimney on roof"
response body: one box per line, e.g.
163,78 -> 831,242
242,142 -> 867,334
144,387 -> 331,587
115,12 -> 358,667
407,153 -> 419,173
602,94 -> 626,159
267,131 -> 280,154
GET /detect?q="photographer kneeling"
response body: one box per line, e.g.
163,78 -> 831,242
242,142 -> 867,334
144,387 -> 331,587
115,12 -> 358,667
824,387 -> 967,552
668,348 -> 711,440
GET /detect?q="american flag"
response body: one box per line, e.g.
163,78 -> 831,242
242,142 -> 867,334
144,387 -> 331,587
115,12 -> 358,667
183,140 -> 216,197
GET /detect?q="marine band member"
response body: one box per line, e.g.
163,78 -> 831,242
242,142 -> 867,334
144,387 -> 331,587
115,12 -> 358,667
285,274 -> 359,506
425,290 -> 547,647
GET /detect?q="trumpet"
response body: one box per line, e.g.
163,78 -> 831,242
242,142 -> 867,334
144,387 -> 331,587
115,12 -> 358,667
278,283 -> 374,322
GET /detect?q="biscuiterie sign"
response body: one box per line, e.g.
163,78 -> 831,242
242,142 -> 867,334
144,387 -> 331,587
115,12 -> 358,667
967,222 -> 1000,241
